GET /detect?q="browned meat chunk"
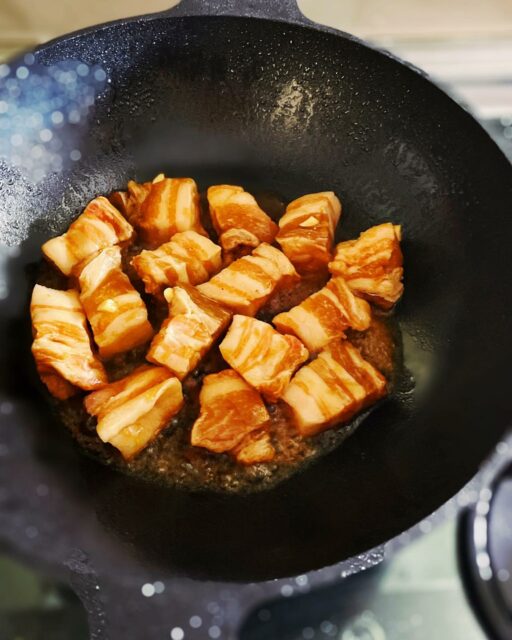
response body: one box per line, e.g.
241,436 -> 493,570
147,285 -> 231,379
281,340 -> 387,436
197,243 -> 299,316
122,175 -> 206,247
78,246 -> 153,359
273,276 -> 371,352
109,173 -> 168,218
329,223 -> 403,309
233,430 -> 275,465
219,314 -> 308,401
84,365 -> 183,459
276,192 -> 341,274
41,197 -> 134,276
207,184 -> 278,259
131,230 -> 222,297
30,285 -> 107,398
191,370 -> 270,453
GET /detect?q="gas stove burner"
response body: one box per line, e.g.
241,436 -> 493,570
460,459 -> 512,640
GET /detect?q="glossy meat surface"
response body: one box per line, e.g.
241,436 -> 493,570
191,370 -> 270,453
273,276 -> 371,351
79,246 -> 153,359
121,176 -> 205,247
220,314 -> 308,401
329,223 -> 403,309
233,430 -> 276,465
30,284 -> 107,398
85,365 -> 183,459
282,339 -> 387,436
147,285 -> 231,379
207,184 -> 278,259
41,197 -> 134,276
108,175 -> 159,221
276,191 -> 341,274
131,230 -> 222,297
197,243 -> 299,316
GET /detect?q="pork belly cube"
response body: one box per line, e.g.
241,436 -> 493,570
191,370 -> 270,453
108,189 -> 130,215
131,230 -> 222,297
248,242 -> 299,285
207,184 -> 278,258
84,364 -> 164,416
276,191 -> 341,274
126,176 -> 206,247
197,243 -> 299,316
273,276 -> 371,352
321,340 -> 388,405
233,430 -> 275,465
78,246 -> 153,359
219,315 -> 308,402
41,197 -> 134,276
281,340 -> 387,436
30,285 -> 107,398
328,223 -> 403,309
84,365 -> 183,459
147,285 -> 232,379
108,174 -> 168,218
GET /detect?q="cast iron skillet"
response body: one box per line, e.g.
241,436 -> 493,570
1,0 -> 512,637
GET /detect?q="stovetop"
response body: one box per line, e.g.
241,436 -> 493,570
241,520 -> 482,640
241,444 -> 512,640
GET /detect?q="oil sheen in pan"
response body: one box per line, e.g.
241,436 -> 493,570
35,190 -> 403,494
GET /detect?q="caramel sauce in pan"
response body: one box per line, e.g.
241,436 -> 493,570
37,190 -> 400,494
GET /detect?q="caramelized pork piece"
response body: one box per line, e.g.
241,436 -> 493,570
273,276 -> 371,352
124,176 -> 205,247
78,246 -> 153,359
127,179 -> 153,204
109,174 -> 166,220
197,243 -> 299,316
191,370 -> 270,453
207,185 -> 278,259
282,340 -> 387,436
219,315 -> 308,401
41,197 -> 134,276
147,285 -> 231,379
85,365 -> 183,459
31,285 -> 107,398
84,364 -> 163,415
131,230 -> 222,297
323,340 -> 388,404
276,191 -> 341,274
233,430 -> 275,465
112,178 -> 151,218
108,190 -> 130,215
328,223 -> 403,309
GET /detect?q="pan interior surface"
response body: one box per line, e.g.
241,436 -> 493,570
1,14 -> 511,581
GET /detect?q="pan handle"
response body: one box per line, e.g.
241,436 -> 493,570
166,0 -> 311,23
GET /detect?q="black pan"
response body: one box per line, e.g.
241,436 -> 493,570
1,1 -> 511,637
